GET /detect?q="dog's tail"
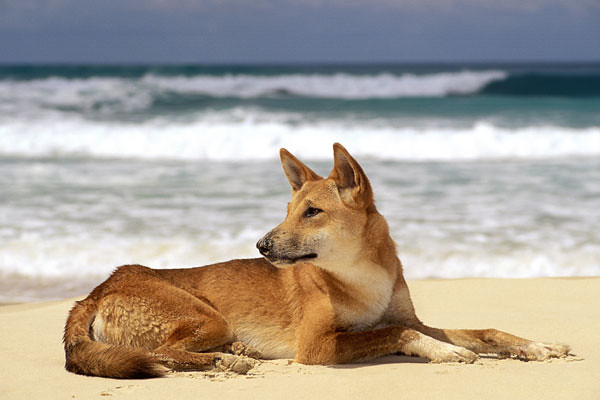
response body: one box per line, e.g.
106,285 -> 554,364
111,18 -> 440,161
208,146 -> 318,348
63,296 -> 166,379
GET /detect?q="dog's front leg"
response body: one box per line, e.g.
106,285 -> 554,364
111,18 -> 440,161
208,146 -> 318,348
416,326 -> 570,361
295,324 -> 478,365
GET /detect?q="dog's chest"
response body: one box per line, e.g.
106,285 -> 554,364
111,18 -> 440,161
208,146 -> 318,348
334,279 -> 394,332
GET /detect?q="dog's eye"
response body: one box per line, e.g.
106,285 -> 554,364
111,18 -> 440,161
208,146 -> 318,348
304,207 -> 323,218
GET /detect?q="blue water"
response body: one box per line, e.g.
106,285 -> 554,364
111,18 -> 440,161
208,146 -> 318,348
2,63 -> 600,127
0,63 -> 598,302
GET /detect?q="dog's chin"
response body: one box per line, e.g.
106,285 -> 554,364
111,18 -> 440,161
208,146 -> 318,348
264,253 -> 318,268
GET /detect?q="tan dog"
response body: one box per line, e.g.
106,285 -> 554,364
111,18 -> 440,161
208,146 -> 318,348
63,143 -> 570,378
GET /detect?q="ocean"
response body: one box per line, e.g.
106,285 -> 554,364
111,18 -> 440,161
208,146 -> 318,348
1,63 -> 599,302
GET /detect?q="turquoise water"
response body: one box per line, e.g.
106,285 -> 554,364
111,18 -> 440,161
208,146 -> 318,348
0,63 -> 599,301
2,63 -> 600,127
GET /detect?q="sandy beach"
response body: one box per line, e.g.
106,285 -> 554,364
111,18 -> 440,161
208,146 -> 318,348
1,277 -> 598,400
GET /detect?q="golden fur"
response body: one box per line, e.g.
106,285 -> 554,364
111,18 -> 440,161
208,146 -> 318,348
63,143 -> 570,378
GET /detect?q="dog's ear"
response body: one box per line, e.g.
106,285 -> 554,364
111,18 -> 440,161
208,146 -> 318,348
329,143 -> 373,209
280,148 -> 322,192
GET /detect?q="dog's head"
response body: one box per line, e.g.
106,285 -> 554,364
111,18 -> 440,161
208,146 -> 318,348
257,143 -> 380,273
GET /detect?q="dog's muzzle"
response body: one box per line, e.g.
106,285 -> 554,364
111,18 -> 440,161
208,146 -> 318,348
256,236 -> 274,257
257,233 -> 318,265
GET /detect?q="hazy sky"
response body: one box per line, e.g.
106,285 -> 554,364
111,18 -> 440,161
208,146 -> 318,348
1,0 -> 599,63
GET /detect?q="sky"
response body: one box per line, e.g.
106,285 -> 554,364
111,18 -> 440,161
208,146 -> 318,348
1,0 -> 599,64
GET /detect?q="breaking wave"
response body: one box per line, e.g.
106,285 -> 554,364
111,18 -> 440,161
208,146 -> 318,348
0,70 -> 507,109
139,70 -> 507,98
0,116 -> 598,161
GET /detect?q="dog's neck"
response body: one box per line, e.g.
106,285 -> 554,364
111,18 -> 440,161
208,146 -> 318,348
319,211 -> 400,288
316,225 -> 399,331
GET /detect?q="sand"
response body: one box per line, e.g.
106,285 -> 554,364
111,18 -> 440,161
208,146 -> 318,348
1,277 -> 598,400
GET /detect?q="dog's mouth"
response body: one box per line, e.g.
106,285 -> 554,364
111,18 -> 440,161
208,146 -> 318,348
257,235 -> 318,266
266,253 -> 318,265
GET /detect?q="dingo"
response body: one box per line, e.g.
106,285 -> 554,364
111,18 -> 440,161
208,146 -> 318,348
64,143 -> 570,378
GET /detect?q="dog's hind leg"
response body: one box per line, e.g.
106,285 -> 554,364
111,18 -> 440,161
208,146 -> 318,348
142,297 -> 257,374
211,341 -> 263,359
150,318 -> 257,374
94,270 -> 257,374
152,348 -> 256,374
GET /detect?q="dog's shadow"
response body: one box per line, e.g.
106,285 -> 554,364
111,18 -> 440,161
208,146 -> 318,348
327,353 -> 582,369
328,355 -> 429,370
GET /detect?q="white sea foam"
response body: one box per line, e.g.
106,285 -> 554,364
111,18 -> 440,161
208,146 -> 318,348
0,76 -> 152,114
139,70 -> 507,98
0,116 -> 598,161
1,228 -> 598,302
1,152 -> 598,301
0,71 -> 507,114
2,68 -> 598,303
0,234 -> 261,302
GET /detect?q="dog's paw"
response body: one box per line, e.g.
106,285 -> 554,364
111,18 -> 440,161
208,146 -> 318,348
429,343 -> 479,364
225,342 -> 263,359
516,342 -> 571,361
215,354 -> 258,374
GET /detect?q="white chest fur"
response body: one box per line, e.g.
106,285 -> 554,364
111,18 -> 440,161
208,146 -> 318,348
331,261 -> 395,332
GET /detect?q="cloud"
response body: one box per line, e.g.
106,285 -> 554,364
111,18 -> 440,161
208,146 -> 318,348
1,0 -> 598,62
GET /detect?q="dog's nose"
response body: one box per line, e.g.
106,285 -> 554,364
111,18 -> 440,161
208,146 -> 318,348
256,237 -> 273,256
